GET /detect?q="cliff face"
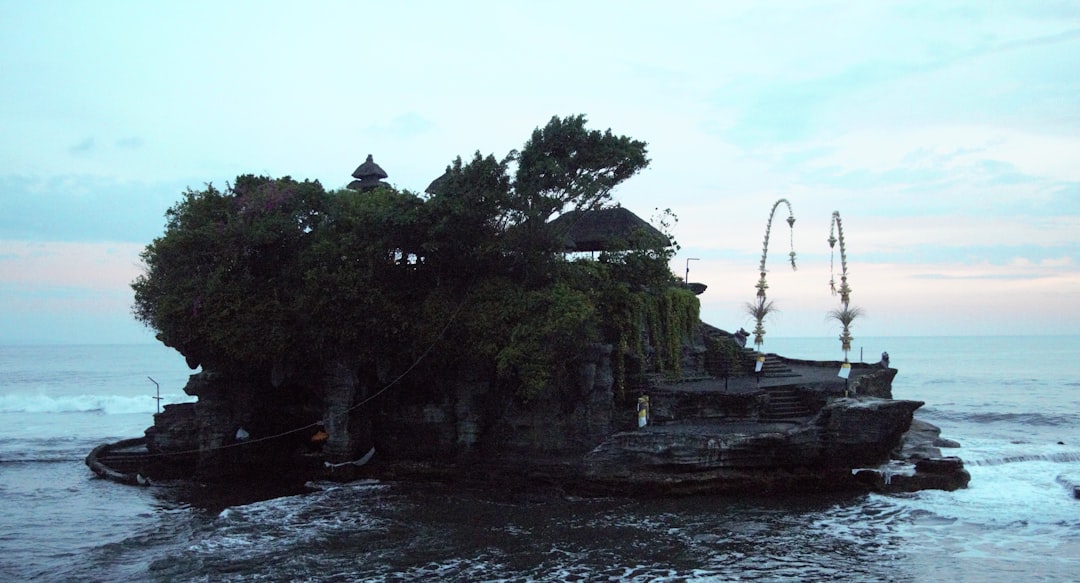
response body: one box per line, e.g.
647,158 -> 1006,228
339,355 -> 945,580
374,343 -> 616,461
141,323 -> 968,495
580,398 -> 924,495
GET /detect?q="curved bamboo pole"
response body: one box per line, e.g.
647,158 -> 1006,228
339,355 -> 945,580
827,211 -> 860,360
827,211 -> 850,305
747,199 -> 797,350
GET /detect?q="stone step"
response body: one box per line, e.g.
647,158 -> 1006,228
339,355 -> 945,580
766,393 -> 801,401
767,410 -> 805,417
739,349 -> 799,378
762,386 -> 813,420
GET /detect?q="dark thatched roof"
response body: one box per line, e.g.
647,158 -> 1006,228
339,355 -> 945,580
352,154 -> 388,180
547,207 -> 670,252
348,154 -> 390,192
425,171 -> 450,196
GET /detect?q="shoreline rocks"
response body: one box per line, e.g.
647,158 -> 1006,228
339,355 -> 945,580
107,324 -> 972,497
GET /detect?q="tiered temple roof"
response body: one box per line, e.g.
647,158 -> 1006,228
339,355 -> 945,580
348,154 -> 390,191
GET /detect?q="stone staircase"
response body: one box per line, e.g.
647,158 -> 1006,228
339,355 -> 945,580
739,349 -> 800,379
700,325 -> 799,379
761,385 -> 813,420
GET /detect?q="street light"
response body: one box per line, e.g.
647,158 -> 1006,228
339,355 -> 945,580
685,257 -> 700,286
148,376 -> 161,414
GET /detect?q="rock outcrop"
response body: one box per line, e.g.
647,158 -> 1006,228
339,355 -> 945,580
851,417 -> 971,492
128,323 -> 969,497
581,398 -> 923,495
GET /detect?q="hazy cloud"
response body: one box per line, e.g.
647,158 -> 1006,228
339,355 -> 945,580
68,137 -> 95,155
1,1 -> 1078,341
115,136 -> 144,149
0,174 -> 190,243
362,113 -> 436,139
911,272 -> 1052,281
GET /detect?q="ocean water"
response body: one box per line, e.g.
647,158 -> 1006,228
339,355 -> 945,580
1,337 -> 1079,582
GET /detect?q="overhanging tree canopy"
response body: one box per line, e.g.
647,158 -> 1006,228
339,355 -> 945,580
132,115 -> 685,399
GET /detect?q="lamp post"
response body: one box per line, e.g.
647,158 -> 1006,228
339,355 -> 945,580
685,257 -> 699,286
148,376 -> 161,414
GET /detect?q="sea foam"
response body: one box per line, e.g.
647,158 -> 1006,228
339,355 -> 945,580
0,392 -> 193,415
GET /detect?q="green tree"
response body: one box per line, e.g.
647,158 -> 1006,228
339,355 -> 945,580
132,176 -> 329,372
507,116 -> 650,280
423,115 -> 651,283
132,115 -> 673,405
299,186 -> 428,365
513,114 -> 650,223
421,152 -> 514,284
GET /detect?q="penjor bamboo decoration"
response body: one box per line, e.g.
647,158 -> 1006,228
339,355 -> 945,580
827,211 -> 862,360
745,199 -> 797,351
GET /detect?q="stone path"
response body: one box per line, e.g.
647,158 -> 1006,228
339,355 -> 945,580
655,360 -> 876,393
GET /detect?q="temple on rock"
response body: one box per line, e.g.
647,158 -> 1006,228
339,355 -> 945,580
87,155 -> 970,497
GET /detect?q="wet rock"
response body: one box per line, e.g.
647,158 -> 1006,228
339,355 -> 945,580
915,456 -> 965,474
581,398 -> 924,495
145,402 -> 198,454
1055,473 -> 1080,499
853,457 -> 970,493
118,323 -> 971,497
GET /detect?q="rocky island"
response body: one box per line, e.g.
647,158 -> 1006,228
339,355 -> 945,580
88,116 -> 969,497
103,324 -> 968,497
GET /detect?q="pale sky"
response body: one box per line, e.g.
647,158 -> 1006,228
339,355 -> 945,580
1,1 -> 1078,344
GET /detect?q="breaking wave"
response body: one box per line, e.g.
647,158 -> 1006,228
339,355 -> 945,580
968,451 -> 1080,466
0,393 -> 193,415
918,408 -> 1078,427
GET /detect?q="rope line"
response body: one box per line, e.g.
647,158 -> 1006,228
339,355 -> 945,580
109,201 -> 654,467
120,294 -> 469,461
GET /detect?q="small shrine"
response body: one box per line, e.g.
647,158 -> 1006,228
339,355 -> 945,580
348,154 -> 389,191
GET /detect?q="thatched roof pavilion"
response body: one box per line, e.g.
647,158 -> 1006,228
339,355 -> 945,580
348,154 -> 390,191
547,207 -> 669,252
424,171 -> 449,196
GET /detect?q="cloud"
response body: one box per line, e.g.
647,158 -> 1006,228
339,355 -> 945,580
688,252 -> 1080,338
361,113 -> 436,139
0,240 -> 153,342
0,240 -> 145,290
912,272 -> 1053,281
68,136 -> 95,155
0,174 -> 190,243
0,281 -> 153,344
115,136 -> 144,149
1,1 -> 1079,342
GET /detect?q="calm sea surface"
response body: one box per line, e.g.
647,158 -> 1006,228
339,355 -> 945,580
1,337 -> 1078,582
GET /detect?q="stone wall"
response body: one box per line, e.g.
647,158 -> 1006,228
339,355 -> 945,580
144,402 -> 198,454
154,368 -> 325,480
373,343 -> 616,461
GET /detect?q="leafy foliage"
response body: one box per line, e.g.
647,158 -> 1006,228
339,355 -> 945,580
828,305 -> 864,355
132,176 -> 331,371
132,116 -> 685,402
705,337 -> 745,388
422,152 -> 514,282
744,298 -> 778,350
645,287 -> 700,377
514,114 -> 649,223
